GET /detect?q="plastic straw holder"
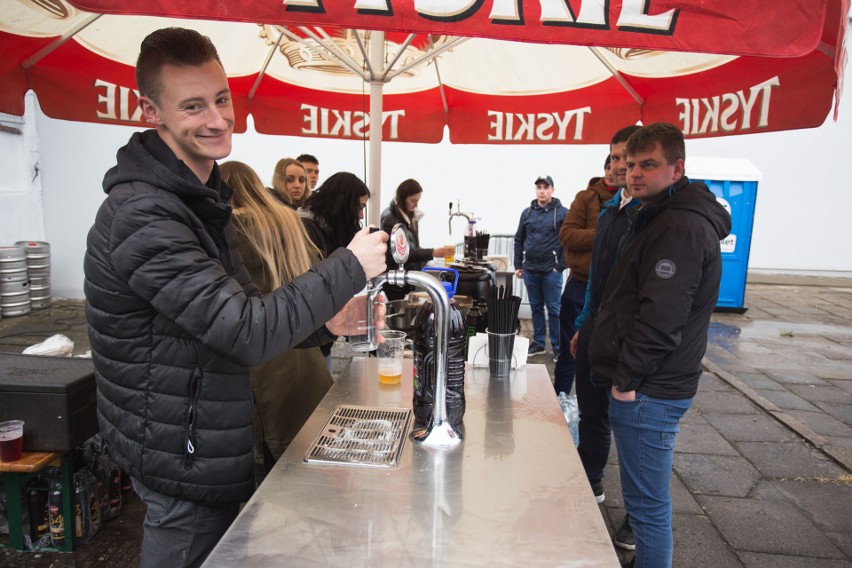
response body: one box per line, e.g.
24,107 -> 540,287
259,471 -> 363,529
487,329 -> 515,378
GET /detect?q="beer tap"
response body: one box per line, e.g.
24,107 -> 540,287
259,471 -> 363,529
448,201 -> 476,235
368,224 -> 462,450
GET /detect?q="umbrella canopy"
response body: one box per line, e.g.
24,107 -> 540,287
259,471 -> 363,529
3,0 -> 847,142
2,0 -> 847,219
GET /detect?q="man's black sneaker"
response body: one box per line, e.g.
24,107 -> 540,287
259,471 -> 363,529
615,515 -> 636,550
590,480 -> 605,504
528,342 -> 545,355
552,349 -> 560,363
620,558 -> 635,568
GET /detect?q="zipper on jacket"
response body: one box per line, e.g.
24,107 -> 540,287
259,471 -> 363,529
183,370 -> 202,469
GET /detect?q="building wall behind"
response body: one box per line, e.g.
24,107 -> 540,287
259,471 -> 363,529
1,101 -> 44,246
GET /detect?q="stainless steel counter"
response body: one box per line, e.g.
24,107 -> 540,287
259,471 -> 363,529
203,359 -> 619,567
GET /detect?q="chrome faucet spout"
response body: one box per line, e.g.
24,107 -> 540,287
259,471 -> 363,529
382,223 -> 462,449
402,270 -> 462,449
448,201 -> 476,236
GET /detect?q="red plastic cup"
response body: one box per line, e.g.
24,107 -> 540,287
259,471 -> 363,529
0,420 -> 24,462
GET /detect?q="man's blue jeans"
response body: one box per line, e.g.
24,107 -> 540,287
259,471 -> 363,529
609,391 -> 692,568
523,269 -> 563,351
553,276 -> 587,394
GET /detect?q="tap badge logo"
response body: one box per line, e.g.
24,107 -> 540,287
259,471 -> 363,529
395,231 -> 409,258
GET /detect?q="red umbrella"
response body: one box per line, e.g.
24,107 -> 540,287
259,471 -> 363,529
3,0 -> 846,142
2,0 -> 846,217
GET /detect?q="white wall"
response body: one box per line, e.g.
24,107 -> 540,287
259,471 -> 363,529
1,102 -> 44,244
3,73 -> 851,299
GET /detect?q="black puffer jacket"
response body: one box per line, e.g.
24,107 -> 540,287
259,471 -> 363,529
84,131 -> 364,503
588,177 -> 731,399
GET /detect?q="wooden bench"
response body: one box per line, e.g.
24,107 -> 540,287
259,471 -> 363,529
1,451 -> 73,552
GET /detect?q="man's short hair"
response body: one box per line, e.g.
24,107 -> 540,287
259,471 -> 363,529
626,122 -> 685,165
297,154 -> 319,165
610,124 -> 642,147
136,28 -> 222,104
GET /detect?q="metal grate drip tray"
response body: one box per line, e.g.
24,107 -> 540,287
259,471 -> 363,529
304,405 -> 412,468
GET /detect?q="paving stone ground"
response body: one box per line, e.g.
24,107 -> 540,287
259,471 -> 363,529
2,273 -> 851,567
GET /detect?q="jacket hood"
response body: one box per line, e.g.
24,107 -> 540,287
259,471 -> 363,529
602,188 -> 629,210
603,189 -> 621,209
642,177 -> 731,240
529,196 -> 564,211
103,130 -> 225,204
298,207 -> 333,234
589,178 -> 618,202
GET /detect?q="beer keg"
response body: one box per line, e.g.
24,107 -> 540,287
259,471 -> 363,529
15,241 -> 51,310
0,246 -> 31,317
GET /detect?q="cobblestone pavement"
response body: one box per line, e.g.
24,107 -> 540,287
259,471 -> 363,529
2,274 -> 851,567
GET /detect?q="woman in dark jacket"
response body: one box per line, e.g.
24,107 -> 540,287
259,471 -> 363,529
298,172 -> 370,254
380,179 -> 454,301
298,172 -> 372,363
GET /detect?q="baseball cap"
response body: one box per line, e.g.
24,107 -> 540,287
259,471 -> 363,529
534,175 -> 553,186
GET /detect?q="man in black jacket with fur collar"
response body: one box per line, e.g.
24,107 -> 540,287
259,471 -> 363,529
589,123 -> 731,568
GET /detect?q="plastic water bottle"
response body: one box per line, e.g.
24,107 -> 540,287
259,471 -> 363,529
463,220 -> 477,259
558,392 -> 579,447
413,268 -> 467,427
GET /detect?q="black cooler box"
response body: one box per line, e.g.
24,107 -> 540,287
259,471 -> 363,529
0,353 -> 99,452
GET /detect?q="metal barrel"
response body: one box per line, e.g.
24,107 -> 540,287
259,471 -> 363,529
29,282 -> 52,309
15,241 -> 51,310
0,246 -> 31,317
0,246 -> 27,274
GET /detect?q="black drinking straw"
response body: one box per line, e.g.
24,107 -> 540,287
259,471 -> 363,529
486,286 -> 521,334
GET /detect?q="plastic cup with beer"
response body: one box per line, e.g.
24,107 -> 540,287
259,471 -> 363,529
0,420 -> 24,462
443,245 -> 455,265
377,330 -> 407,384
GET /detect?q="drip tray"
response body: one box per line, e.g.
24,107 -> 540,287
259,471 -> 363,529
304,405 -> 412,468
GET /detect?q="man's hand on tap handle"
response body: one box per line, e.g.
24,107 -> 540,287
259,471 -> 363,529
347,225 -> 388,279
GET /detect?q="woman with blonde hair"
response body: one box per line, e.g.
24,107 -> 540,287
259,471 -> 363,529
221,160 -> 332,469
271,157 -> 309,209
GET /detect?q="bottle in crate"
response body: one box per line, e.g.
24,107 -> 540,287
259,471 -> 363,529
120,470 -> 134,503
96,453 -> 122,521
73,473 -> 87,544
85,468 -> 101,538
26,477 -> 50,544
48,482 -> 65,548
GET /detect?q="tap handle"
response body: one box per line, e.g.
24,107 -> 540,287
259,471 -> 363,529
389,223 -> 410,269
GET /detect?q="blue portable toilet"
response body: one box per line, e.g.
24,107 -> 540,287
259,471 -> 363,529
687,157 -> 762,312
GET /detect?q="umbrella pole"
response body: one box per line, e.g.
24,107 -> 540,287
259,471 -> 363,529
367,31 -> 385,226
